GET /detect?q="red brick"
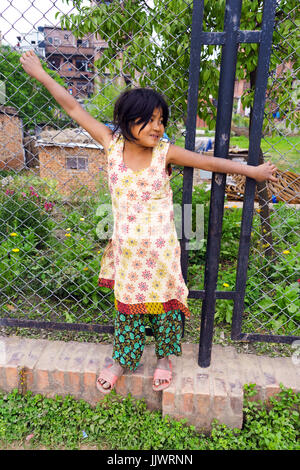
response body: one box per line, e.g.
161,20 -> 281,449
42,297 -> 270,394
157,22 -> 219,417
195,393 -> 211,416
0,107 -> 24,171
115,375 -> 127,396
212,377 -> 228,417
51,370 -> 65,393
195,372 -> 211,419
130,375 -> 143,397
162,390 -> 175,408
182,393 -> 193,414
22,367 -> 34,392
84,371 -> 97,389
66,371 -> 81,394
39,145 -> 106,196
5,366 -> 18,389
35,370 -> 49,392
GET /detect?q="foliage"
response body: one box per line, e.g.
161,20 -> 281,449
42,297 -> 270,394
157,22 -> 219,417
0,384 -> 298,450
84,81 -> 128,123
0,170 -> 298,332
208,384 -> 300,450
0,228 -> 38,297
57,0 -> 299,136
181,183 -> 300,332
0,45 -> 66,128
0,183 -> 55,244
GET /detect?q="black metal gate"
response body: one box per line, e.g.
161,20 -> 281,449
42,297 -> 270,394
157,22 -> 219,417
0,0 -> 299,368
182,0 -> 300,367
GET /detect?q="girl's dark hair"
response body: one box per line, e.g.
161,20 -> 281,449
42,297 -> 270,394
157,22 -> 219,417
113,88 -> 169,141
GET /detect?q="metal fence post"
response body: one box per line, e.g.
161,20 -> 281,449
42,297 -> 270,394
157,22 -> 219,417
198,0 -> 243,367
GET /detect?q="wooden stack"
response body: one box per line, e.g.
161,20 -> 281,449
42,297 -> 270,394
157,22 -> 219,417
226,169 -> 300,204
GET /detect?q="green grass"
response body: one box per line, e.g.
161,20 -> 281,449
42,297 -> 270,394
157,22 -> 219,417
175,132 -> 300,173
0,384 -> 299,450
230,135 -> 300,173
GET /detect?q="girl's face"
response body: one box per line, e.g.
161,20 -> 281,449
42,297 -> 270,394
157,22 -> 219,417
130,108 -> 165,147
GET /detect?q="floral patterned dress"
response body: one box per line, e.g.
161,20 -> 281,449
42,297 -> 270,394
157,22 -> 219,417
98,133 -> 191,319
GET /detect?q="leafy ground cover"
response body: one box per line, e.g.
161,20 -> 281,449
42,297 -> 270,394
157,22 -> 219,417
0,384 -> 298,450
0,163 -> 299,358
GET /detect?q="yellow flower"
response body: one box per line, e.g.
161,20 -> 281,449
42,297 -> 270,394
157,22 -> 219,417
156,266 -> 167,278
149,292 -> 159,301
97,251 -> 101,254
80,218 -> 85,221
128,238 -> 138,247
114,187 -> 124,198
256,208 -> 261,213
80,238 -> 84,241
123,248 -> 133,259
169,235 -> 176,245
223,283 -> 229,288
65,233 -> 71,237
262,243 -> 270,248
152,280 -> 161,290
232,205 -> 237,208
10,233 -> 18,237
134,225 -> 143,236
224,205 -> 229,209
163,249 -> 172,259
66,228 -> 71,231
121,175 -> 133,187
282,250 -> 290,254
12,248 -> 20,253
83,267 -> 88,271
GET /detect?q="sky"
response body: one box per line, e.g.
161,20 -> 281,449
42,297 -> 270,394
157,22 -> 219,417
0,0 -> 90,46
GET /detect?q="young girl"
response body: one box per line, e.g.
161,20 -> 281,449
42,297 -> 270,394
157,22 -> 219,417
20,50 -> 277,393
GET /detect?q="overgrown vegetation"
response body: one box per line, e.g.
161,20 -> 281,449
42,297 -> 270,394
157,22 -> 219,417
0,384 -> 298,450
0,168 -> 299,338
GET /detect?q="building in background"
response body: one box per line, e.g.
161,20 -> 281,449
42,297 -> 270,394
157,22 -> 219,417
15,25 -> 108,101
16,27 -> 45,57
43,26 -> 108,100
0,105 -> 25,171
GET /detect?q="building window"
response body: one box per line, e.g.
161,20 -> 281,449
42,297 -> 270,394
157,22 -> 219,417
48,57 -> 61,71
53,37 -> 61,46
77,39 -> 89,47
75,60 -> 89,71
66,156 -> 88,170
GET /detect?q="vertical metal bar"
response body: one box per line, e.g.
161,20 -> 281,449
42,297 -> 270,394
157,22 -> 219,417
198,0 -> 242,367
231,0 -> 277,340
181,0 -> 204,336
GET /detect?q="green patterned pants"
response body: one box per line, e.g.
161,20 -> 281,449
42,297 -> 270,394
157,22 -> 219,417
112,310 -> 183,371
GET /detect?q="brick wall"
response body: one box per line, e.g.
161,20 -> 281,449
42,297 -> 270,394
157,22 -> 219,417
38,143 -> 107,195
0,106 -> 25,171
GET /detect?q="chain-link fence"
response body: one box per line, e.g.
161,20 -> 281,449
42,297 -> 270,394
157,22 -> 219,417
0,0 -> 299,343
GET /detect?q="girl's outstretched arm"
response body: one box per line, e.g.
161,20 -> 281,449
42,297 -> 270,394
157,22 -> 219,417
20,50 -> 112,151
167,144 -> 278,183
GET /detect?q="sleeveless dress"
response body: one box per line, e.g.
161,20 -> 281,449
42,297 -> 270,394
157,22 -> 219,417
98,133 -> 191,319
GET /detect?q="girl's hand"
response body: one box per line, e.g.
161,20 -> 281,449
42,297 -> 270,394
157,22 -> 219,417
254,160 -> 278,183
20,50 -> 47,81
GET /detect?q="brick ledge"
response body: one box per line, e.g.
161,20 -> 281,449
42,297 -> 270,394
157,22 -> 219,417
0,336 -> 299,431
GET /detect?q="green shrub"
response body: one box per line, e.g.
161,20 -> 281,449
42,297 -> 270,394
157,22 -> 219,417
0,384 -> 298,450
0,185 -> 55,246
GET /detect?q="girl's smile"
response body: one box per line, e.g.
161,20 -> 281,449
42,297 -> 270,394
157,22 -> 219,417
131,108 -> 165,147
